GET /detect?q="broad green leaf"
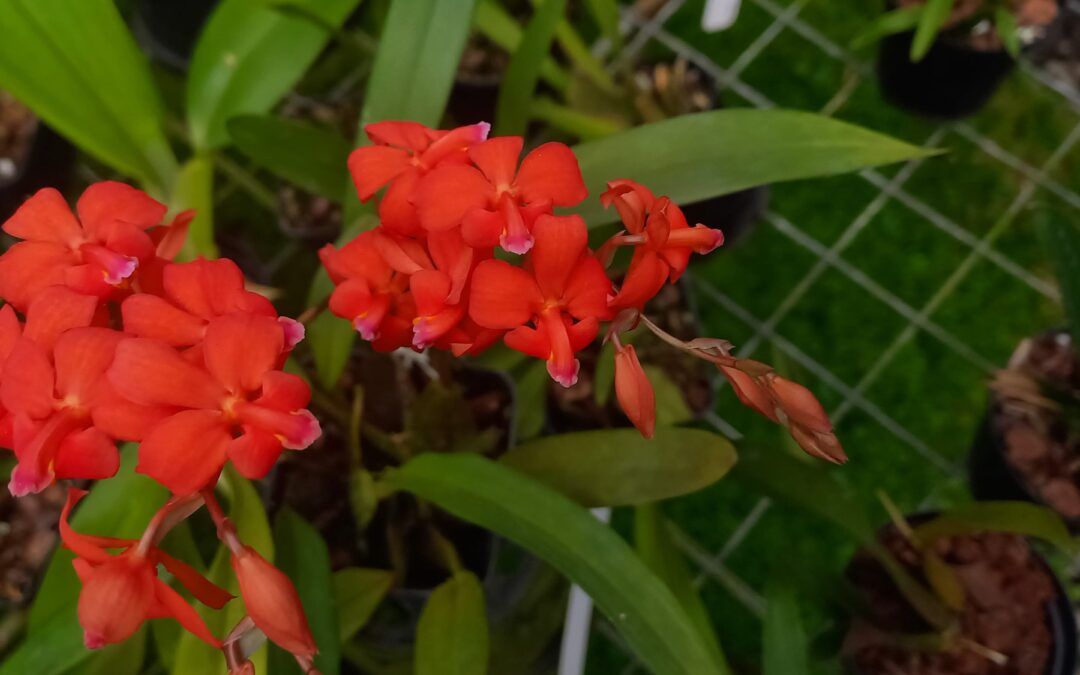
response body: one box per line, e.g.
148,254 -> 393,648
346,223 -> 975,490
643,365 -> 693,426
268,509 -> 340,675
333,568 -> 394,641
307,308 -> 356,390
0,0 -> 176,193
635,504 -> 730,674
995,9 -> 1021,58
850,6 -> 922,50
911,0 -> 955,61
572,110 -> 937,228
386,454 -> 723,675
415,571 -> 490,675
0,609 -> 88,675
913,502 -> 1077,555
513,359 -> 550,441
173,154 -> 217,259
186,0 -> 363,149
762,581 -> 809,675
172,468 -> 273,675
501,427 -> 736,507
228,114 -> 352,200
495,0 -> 568,135
1039,215 -> 1080,345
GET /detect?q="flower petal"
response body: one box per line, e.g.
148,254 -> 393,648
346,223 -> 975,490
137,410 -> 230,495
514,142 -> 587,206
89,380 -> 173,441
469,136 -> 523,187
414,164 -> 493,232
22,286 -> 98,350
563,256 -> 613,321
155,552 -> 233,609
410,269 -> 452,316
53,427 -> 120,481
364,120 -> 433,150
0,241 -> 75,311
121,294 -> 206,346
255,371 -> 311,411
348,145 -> 413,201
76,181 -> 166,236
203,314 -> 284,395
152,578 -> 223,647
1,338 -> 55,418
2,187 -> 82,245
227,428 -> 284,480
109,338 -> 225,410
54,327 -> 124,402
0,304 -> 20,361
468,260 -> 541,329
59,488 -> 113,563
162,258 -> 247,320
530,214 -> 588,300
608,249 -> 667,312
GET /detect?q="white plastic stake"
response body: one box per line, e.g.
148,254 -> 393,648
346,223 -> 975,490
702,0 -> 742,32
556,507 -> 613,675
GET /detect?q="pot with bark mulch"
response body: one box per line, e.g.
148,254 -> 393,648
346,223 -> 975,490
844,515 -> 1077,675
969,330 -> 1080,528
0,92 -> 73,218
875,0 -> 1063,119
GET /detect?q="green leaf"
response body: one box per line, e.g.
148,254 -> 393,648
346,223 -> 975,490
495,0 -> 567,135
386,454 -> 724,675
473,0 -> 569,91
913,501 -> 1077,555
635,504 -> 730,674
186,0 -> 363,149
332,568 -> 394,642
415,571 -> 490,675
0,0 -> 176,193
173,154 -> 217,259
762,581 -> 809,675
268,509 -> 340,675
77,628 -> 147,675
850,6 -> 923,50
513,359 -> 550,441
502,427 -> 736,507
172,468 -> 273,675
995,9 -> 1021,58
584,0 -> 622,52
1039,215 -> 1080,344
227,114 -> 352,200
360,0 -> 477,128
307,306 -> 356,390
643,365 -> 693,426
0,610 -> 87,675
572,109 -> 937,228
911,0 -> 955,61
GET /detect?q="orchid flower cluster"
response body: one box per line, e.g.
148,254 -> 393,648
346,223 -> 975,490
0,120 -> 844,674
0,183 -> 320,673
323,120 -> 847,460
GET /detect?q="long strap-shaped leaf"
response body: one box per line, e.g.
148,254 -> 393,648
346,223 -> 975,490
0,0 -> 176,193
572,109 -> 936,227
387,454 -> 725,675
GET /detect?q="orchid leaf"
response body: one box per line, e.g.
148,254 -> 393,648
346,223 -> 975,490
496,0 -> 567,135
573,109 -> 937,228
501,427 -> 736,507
333,568 -> 394,642
415,571 -> 490,675
386,453 -> 724,675
763,581 -> 809,675
913,501 -> 1077,555
911,0 -> 955,61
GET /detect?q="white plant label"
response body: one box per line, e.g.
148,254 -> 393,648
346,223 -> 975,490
702,0 -> 742,32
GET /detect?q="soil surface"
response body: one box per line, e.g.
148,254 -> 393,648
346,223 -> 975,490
0,484 -> 64,607
991,332 -> 1080,519
847,527 -> 1058,675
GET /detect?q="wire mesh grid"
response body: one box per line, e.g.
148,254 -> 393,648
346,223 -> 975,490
587,0 -> 1080,671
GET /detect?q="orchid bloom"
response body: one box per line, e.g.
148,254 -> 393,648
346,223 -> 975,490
60,489 -> 230,649
602,180 -> 724,310
0,304 -> 21,448
320,230 -> 420,351
348,120 -> 490,236
0,183 -> 175,311
2,290 -> 167,496
121,258 -> 303,352
410,228 -> 484,350
415,136 -> 587,254
470,214 -> 611,386
107,313 -> 321,494
614,344 -> 656,439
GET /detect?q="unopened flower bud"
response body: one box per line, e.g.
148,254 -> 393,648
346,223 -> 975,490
615,345 -> 655,439
231,546 -> 317,656
718,365 -> 778,422
77,555 -> 155,649
229,660 -> 256,675
789,423 -> 848,465
766,376 -> 832,434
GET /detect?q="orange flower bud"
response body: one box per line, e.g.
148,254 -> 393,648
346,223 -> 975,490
718,365 -> 778,422
77,555 -> 156,649
231,546 -> 317,656
615,345 -> 655,439
789,423 -> 848,465
766,376 -> 832,434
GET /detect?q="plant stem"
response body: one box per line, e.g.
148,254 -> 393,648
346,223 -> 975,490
213,153 -> 277,211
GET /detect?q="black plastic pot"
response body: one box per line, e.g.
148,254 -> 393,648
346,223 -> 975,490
133,0 -> 219,71
876,28 -> 1014,119
845,513 -> 1078,675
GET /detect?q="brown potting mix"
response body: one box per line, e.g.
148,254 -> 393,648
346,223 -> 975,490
847,528 -> 1057,675
993,332 -> 1080,519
